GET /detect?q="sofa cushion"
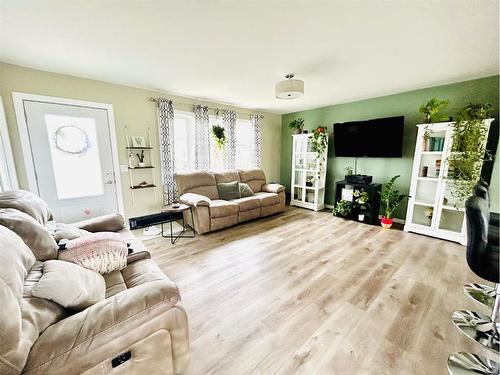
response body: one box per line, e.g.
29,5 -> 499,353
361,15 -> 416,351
0,190 -> 53,224
239,182 -> 254,198
238,168 -> 266,193
175,170 -> 219,200
0,208 -> 58,261
209,200 -> 238,218
217,181 -> 241,200
214,170 -> 241,184
231,196 -> 261,212
254,192 -> 280,206
32,260 -> 106,311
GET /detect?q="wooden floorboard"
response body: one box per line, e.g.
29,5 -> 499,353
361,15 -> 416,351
146,206 -> 495,375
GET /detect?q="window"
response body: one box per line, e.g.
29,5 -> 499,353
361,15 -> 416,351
173,112 -> 195,172
235,119 -> 254,169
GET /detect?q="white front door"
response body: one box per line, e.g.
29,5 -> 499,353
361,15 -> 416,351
17,97 -> 122,222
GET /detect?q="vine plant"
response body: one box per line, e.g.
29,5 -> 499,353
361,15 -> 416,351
446,103 -> 492,204
311,126 -> 328,183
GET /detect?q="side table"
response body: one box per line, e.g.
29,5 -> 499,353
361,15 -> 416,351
161,203 -> 195,244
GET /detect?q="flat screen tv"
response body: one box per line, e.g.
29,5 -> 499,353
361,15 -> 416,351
333,116 -> 404,157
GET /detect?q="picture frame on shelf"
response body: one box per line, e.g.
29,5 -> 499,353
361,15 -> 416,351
131,136 -> 146,148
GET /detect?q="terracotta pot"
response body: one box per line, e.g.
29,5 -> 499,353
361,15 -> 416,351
380,216 -> 393,229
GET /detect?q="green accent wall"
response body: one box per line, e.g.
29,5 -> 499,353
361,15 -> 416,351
281,75 -> 499,219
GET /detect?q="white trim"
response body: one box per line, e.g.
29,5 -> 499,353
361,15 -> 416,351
12,92 -> 124,217
0,97 -> 18,190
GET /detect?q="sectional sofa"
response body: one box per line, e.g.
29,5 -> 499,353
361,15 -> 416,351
175,168 -> 285,234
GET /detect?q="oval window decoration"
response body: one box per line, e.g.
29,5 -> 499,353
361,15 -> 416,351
54,125 -> 92,156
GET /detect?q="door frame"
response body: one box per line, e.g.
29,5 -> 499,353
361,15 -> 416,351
0,96 -> 18,190
12,92 -> 124,217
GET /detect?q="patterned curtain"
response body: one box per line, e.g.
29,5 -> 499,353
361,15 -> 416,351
250,113 -> 262,167
223,110 -> 236,169
157,98 -> 176,204
194,105 -> 210,170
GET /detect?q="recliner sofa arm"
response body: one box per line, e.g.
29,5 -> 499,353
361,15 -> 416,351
71,213 -> 125,233
179,193 -> 211,207
262,183 -> 285,194
24,279 -> 189,374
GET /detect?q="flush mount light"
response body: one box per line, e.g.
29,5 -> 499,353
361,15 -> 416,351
275,73 -> 304,99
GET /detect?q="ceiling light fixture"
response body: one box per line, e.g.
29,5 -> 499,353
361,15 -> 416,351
275,73 -> 304,100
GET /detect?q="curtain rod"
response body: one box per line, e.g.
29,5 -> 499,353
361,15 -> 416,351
149,97 -> 264,118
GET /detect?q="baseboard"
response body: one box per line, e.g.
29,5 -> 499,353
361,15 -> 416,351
323,204 -> 405,224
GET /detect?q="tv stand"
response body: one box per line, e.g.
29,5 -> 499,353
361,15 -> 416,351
335,180 -> 382,225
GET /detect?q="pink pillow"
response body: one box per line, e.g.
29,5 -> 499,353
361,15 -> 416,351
58,232 -> 127,274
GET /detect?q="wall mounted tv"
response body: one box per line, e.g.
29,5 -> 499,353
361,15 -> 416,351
333,116 -> 404,157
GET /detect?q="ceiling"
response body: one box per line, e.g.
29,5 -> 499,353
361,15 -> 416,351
0,1 -> 498,114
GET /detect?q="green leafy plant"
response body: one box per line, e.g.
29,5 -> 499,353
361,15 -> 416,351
380,175 -> 408,219
211,125 -> 226,151
311,126 -> 328,155
344,166 -> 354,175
446,103 -> 492,204
136,150 -> 145,163
334,200 -> 353,217
353,189 -> 369,209
419,98 -> 449,140
288,118 -> 305,133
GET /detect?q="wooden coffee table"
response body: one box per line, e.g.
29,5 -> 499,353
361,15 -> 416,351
161,203 -> 195,244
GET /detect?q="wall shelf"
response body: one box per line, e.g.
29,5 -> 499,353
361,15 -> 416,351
130,184 -> 156,190
126,146 -> 154,150
128,166 -> 154,169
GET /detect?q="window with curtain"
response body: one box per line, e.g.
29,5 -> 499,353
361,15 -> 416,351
235,119 -> 255,169
173,112 -> 195,172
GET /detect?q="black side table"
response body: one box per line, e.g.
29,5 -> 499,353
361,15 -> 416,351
161,203 -> 195,244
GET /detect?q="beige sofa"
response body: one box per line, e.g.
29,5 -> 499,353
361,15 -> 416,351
0,190 -> 189,375
175,168 -> 285,234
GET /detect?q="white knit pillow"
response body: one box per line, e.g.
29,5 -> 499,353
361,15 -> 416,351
58,232 -> 127,274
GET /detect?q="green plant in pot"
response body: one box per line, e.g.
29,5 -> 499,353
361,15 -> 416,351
136,150 -> 145,167
288,118 -> 305,134
419,97 -> 449,140
379,175 -> 408,229
446,103 -> 492,205
211,125 -> 227,151
353,189 -> 369,221
333,200 -> 353,218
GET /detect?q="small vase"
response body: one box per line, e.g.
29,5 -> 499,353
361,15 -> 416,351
380,216 -> 393,229
138,162 -> 146,168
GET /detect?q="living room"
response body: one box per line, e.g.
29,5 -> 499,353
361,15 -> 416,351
0,1 -> 499,374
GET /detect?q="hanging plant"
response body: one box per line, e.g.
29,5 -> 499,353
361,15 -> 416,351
446,103 -> 492,204
211,125 -> 226,151
311,126 -> 328,182
419,97 -> 449,140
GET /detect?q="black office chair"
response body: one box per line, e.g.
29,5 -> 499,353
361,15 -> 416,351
448,191 -> 500,374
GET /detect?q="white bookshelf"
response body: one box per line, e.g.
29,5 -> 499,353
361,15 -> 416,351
404,120 -> 493,245
290,134 -> 328,211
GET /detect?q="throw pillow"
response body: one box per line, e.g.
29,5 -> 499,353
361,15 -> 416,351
52,223 -> 91,242
217,181 -> 241,200
239,183 -> 254,198
58,232 -> 128,274
32,260 -> 105,311
0,208 -> 58,261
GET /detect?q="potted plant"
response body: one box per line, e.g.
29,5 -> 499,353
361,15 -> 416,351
136,150 -> 146,167
419,97 -> 449,140
289,118 -> 305,134
446,103 -> 492,205
211,125 -> 226,151
379,175 -> 408,228
344,165 -> 354,176
353,189 -> 369,221
333,200 -> 353,218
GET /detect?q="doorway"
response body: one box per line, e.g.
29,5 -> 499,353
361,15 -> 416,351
13,93 -> 124,222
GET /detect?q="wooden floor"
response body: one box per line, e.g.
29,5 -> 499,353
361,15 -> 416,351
146,206 -> 494,375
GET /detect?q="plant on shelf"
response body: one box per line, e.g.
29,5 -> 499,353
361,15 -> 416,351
311,126 -> 328,183
446,103 -> 492,205
288,118 -> 305,134
211,125 -> 227,151
136,150 -> 145,167
344,165 -> 354,176
353,189 -> 370,222
379,175 -> 408,229
333,200 -> 353,218
419,97 -> 449,140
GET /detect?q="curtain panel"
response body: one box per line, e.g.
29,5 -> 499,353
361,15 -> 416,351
250,113 -> 262,167
157,98 -> 176,204
223,110 -> 236,169
194,105 -> 210,170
